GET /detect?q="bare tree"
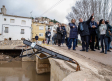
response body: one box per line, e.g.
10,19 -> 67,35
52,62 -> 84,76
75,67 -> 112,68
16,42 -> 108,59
66,0 -> 112,24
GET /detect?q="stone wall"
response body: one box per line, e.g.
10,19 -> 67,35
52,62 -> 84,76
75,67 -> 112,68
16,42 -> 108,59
0,40 -> 23,46
36,53 -> 50,74
0,40 -> 24,49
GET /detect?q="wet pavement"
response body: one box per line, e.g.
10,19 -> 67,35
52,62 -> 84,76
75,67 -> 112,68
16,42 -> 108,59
0,61 -> 50,81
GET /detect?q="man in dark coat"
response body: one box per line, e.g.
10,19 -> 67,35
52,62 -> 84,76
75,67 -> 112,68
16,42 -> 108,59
89,17 -> 97,51
78,13 -> 94,52
95,21 -> 100,50
35,34 -> 39,44
45,28 -> 51,45
57,24 -> 63,46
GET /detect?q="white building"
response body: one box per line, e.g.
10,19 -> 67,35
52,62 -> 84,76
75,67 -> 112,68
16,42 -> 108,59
0,6 -> 32,41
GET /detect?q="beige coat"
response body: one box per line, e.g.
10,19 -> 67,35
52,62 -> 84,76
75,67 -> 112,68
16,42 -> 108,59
65,26 -> 70,37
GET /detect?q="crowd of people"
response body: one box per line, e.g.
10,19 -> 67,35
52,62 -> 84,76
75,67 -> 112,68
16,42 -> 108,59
45,13 -> 112,54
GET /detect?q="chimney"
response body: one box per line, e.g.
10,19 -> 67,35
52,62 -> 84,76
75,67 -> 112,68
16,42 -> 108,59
1,5 -> 6,14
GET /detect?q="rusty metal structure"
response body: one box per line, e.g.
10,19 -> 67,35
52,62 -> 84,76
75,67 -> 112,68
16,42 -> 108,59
20,40 -> 80,71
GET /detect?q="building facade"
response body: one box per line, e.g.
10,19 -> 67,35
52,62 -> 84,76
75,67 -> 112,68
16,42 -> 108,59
32,22 -> 46,44
0,6 -> 32,41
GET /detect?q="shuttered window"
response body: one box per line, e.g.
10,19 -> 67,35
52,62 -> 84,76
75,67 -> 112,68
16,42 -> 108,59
21,20 -> 26,25
21,29 -> 24,34
10,19 -> 15,23
5,27 -> 8,33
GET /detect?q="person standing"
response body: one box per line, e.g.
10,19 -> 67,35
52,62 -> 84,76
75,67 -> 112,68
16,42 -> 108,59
89,17 -> 97,51
45,29 -> 51,45
105,20 -> 112,52
52,30 -> 56,45
54,33 -> 57,45
78,13 -> 94,52
57,24 -> 63,46
35,34 -> 39,44
65,25 -> 70,47
110,24 -> 112,49
68,19 -> 78,50
95,21 -> 100,50
61,24 -> 66,46
99,19 -> 111,54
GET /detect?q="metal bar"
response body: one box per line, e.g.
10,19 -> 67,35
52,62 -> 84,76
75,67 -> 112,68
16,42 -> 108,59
35,54 -> 52,60
23,48 -> 33,52
20,52 -> 41,58
20,53 -> 34,57
22,40 -> 80,71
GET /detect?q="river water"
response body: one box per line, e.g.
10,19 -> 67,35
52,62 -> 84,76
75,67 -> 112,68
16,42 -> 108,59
0,61 -> 50,81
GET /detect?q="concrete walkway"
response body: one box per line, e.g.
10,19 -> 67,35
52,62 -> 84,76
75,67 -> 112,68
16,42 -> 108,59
43,44 -> 112,67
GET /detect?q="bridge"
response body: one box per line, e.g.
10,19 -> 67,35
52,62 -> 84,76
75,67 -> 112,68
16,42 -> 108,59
0,40 -> 112,81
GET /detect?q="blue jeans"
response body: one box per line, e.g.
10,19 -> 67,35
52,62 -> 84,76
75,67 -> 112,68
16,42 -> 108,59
61,35 -> 65,45
107,42 -> 111,50
47,38 -> 50,44
76,39 -> 78,46
100,35 -> 108,53
68,38 -> 76,50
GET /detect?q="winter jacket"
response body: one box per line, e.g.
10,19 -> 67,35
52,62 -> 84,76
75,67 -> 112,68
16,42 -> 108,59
61,26 -> 66,37
69,23 -> 78,38
89,21 -> 97,34
45,31 -> 51,38
96,25 -> 100,39
105,24 -> 112,37
57,27 -> 63,40
35,36 -> 38,40
78,16 -> 93,36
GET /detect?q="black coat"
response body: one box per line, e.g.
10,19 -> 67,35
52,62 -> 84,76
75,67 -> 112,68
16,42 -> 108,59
45,31 -> 51,38
78,16 -> 93,36
57,27 -> 63,40
89,21 -> 97,35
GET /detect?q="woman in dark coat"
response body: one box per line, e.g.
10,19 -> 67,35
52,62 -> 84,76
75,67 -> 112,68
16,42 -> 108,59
68,19 -> 78,50
57,24 -> 63,46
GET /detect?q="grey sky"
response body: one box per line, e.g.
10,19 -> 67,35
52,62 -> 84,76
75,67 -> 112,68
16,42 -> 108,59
0,0 -> 76,23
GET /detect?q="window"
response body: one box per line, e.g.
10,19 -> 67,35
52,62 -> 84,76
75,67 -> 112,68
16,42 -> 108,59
39,33 -> 43,36
21,29 -> 24,34
4,18 -> 6,21
10,19 -> 15,23
21,20 -> 26,25
39,26 -> 44,30
5,27 -> 8,33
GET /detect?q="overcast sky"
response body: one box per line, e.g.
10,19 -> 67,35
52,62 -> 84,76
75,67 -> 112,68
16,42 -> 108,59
0,0 -> 77,24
